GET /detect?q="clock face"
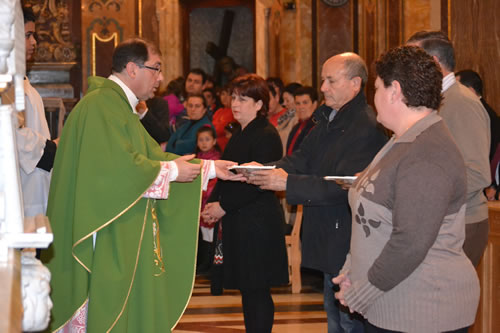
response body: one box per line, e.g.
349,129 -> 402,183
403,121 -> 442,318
322,0 -> 349,7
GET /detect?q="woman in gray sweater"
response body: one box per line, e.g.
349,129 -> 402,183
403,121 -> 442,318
334,46 -> 480,333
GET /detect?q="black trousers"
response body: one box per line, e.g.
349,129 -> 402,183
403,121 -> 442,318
240,288 -> 274,333
365,321 -> 469,333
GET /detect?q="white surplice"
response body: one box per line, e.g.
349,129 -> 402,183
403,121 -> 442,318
16,78 -> 51,217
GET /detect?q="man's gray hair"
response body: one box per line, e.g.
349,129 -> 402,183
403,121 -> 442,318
343,56 -> 368,88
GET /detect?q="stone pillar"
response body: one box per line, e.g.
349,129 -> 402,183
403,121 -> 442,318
295,0 -> 313,86
255,0 -> 272,78
157,0 -> 183,88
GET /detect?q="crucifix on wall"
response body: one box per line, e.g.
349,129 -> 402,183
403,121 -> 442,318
205,10 -> 247,86
185,2 -> 254,85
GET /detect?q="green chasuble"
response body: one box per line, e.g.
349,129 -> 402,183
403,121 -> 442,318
42,76 -> 202,332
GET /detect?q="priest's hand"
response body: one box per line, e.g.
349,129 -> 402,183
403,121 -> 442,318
247,168 -> 288,191
174,154 -> 200,182
201,202 -> 226,224
214,160 -> 246,181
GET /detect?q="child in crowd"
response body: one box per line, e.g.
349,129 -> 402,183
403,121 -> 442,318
195,126 -> 221,274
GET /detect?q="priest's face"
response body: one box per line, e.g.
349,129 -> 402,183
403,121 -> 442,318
135,50 -> 163,100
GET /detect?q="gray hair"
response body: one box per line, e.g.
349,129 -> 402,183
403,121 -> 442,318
342,54 -> 368,88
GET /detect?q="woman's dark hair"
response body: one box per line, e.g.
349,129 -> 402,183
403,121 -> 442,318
111,38 -> 160,73
203,87 -> 217,101
230,74 -> 270,117
375,45 -> 443,110
166,76 -> 184,98
196,125 -> 221,153
266,77 -> 285,104
284,82 -> 303,96
186,93 -> 207,108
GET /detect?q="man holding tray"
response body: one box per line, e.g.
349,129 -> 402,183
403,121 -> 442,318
247,53 -> 387,333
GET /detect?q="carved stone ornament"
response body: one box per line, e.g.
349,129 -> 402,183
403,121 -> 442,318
24,0 -> 77,62
21,251 -> 53,332
321,0 -> 349,7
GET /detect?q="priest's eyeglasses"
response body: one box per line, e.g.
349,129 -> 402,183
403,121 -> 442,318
137,64 -> 162,75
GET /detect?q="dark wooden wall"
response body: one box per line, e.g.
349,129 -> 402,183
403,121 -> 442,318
451,0 -> 500,115
313,0 -> 357,89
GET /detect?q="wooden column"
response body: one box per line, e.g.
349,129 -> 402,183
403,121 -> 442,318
470,202 -> 500,333
314,0 -> 355,88
450,0 -> 500,115
157,0 -> 183,87
0,250 -> 22,333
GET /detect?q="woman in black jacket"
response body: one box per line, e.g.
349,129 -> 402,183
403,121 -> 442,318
202,74 -> 288,333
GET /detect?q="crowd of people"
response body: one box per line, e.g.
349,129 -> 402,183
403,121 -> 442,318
16,4 -> 500,333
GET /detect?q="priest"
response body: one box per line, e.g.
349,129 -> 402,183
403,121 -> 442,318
42,38 -> 240,332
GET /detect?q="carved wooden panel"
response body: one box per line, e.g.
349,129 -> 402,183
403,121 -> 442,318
24,0 -> 78,63
24,0 -> 81,100
451,0 -> 500,116
81,0 -> 136,92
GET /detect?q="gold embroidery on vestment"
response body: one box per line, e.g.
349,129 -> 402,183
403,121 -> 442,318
151,199 -> 166,276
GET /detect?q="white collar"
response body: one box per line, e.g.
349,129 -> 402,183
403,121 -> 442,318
108,74 -> 140,114
441,72 -> 456,93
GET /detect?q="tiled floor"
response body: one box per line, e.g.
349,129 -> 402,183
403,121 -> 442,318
174,272 -> 327,332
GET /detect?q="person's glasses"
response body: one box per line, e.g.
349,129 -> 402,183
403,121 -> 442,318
137,64 -> 162,75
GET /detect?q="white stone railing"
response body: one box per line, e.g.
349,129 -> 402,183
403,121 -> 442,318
0,1 -> 53,331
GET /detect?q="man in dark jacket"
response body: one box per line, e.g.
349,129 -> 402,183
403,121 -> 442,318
248,53 -> 387,333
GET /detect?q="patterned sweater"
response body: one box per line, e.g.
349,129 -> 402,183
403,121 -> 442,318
342,112 -> 479,332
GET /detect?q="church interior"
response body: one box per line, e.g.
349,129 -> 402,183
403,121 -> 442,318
1,0 -> 499,332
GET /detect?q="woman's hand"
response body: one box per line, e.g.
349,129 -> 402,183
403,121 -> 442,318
485,186 -> 497,201
201,202 -> 226,224
332,273 -> 352,309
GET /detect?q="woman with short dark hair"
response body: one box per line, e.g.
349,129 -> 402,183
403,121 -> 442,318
202,74 -> 288,333
334,46 -> 480,333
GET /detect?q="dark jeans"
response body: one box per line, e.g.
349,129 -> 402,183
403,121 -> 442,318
463,219 -> 489,267
365,321 -> 469,333
324,272 -> 365,333
240,288 -> 274,333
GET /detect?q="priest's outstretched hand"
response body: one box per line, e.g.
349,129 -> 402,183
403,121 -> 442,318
214,160 -> 246,181
174,154 -> 201,182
